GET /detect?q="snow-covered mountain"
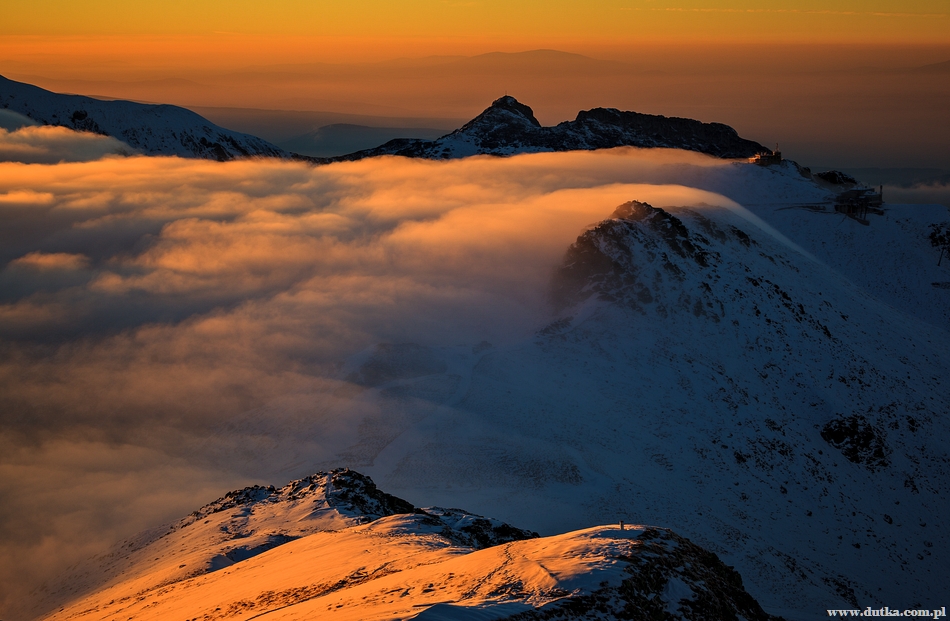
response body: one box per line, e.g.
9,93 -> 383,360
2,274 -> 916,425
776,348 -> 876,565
323,95 -> 766,161
230,162 -> 944,616
0,78 -> 766,163
5,74 -> 947,618
34,469 -> 780,621
0,75 -> 289,160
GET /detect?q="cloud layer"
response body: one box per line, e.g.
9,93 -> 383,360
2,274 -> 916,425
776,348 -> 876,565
0,124 -> 134,163
0,146 -> 745,619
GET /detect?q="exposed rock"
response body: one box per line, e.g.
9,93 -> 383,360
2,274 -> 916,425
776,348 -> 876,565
814,170 -> 858,186
322,96 -> 766,162
551,201 -> 726,315
821,415 -> 891,471
416,506 -> 540,550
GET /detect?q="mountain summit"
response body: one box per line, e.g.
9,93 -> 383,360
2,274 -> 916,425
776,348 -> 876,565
326,95 -> 766,161
482,94 -> 543,127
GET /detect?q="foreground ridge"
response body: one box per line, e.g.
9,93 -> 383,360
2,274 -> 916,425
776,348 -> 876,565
36,469 -> 781,621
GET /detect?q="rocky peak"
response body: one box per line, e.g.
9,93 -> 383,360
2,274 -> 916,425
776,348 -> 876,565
550,199 -> 840,343
180,468 -> 414,527
450,95 -> 544,141
610,199 -> 656,221
486,95 -> 542,127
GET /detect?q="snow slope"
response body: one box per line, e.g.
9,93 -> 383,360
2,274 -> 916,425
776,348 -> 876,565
626,159 -> 950,328
0,75 -> 289,160
36,470 -> 778,621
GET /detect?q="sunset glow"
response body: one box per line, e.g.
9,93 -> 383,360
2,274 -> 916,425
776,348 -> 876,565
5,1 -> 949,41
2,1 -> 949,72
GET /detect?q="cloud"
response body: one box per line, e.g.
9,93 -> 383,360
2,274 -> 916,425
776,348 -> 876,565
0,190 -> 55,205
0,437 -> 245,621
0,148 -> 744,618
10,251 -> 91,270
0,125 -> 135,164
882,183 -> 950,210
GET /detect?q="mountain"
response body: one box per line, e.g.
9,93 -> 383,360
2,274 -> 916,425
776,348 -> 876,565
33,469 -> 780,621
911,59 -> 950,74
5,75 -> 948,617
0,75 -> 289,160
322,95 -> 766,162
247,163 -> 944,615
0,78 -> 767,163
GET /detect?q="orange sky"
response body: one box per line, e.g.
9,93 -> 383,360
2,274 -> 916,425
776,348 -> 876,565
2,1 -> 949,69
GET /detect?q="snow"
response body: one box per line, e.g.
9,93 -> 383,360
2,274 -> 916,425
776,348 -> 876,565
0,75 -> 289,160
36,521 -> 673,621
65,153 -> 941,615
330,96 -> 765,162
663,577 -> 696,615
306,160 -> 947,612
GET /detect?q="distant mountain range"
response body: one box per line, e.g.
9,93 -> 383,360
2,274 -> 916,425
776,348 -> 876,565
32,469 -> 781,621
1,76 -> 767,162
911,59 -> 950,73
0,75 -> 288,160
319,95 -> 767,162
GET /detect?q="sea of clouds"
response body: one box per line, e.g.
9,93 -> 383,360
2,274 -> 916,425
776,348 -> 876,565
0,127 -> 757,617
0,110 -> 132,163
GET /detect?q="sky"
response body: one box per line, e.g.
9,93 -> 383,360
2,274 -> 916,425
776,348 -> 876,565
5,1 -> 950,41
2,0 -> 949,68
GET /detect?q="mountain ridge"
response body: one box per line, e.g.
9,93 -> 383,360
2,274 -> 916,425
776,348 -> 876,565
312,183 -> 948,612
1,76 -> 769,163
0,75 -> 290,160
320,95 -> 767,162
31,469 -> 782,621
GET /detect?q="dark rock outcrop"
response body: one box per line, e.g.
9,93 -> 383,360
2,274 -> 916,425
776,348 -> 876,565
815,170 -> 858,186
322,96 -> 766,162
821,415 -> 891,471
